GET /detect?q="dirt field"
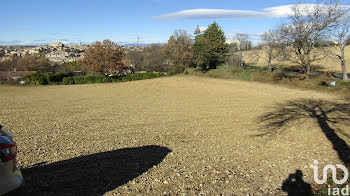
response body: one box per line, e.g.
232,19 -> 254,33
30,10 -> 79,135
243,46 -> 350,72
1,76 -> 349,195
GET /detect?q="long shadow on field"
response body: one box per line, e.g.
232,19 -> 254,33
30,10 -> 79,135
282,170 -> 314,196
258,99 -> 350,165
9,145 -> 171,195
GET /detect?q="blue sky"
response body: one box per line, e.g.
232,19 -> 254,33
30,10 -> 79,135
1,0 -> 349,45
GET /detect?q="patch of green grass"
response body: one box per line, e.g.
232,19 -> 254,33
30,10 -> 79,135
244,65 -> 270,72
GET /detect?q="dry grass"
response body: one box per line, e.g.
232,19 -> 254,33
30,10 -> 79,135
189,66 -> 350,94
243,46 -> 350,72
1,76 -> 349,195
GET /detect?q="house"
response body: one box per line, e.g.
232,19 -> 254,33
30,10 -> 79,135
49,42 -> 64,48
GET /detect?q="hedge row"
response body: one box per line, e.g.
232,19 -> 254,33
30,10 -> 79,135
64,75 -> 112,85
62,72 -> 166,85
24,72 -> 69,85
118,72 -> 166,82
24,71 -> 178,85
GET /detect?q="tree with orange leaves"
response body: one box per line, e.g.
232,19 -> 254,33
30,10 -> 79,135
84,39 -> 124,75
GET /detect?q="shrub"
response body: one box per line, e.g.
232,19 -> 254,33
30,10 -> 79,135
85,76 -> 95,84
62,77 -> 74,85
53,72 -> 66,83
44,72 -> 55,84
101,76 -> 112,83
26,72 -> 166,85
69,75 -> 115,84
25,73 -> 48,85
271,73 -> 287,81
167,71 -> 176,76
110,76 -> 120,82
73,76 -> 89,84
244,65 -> 269,72
318,72 -> 332,86
117,72 -> 163,82
24,72 -> 70,85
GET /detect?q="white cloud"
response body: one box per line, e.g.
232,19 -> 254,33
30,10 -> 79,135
0,40 -> 36,46
153,4 -> 350,20
262,5 -> 294,17
153,9 -> 268,19
256,32 -> 265,36
198,26 -> 207,31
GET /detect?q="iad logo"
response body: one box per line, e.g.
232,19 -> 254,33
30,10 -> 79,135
311,160 -> 348,185
311,160 -> 349,195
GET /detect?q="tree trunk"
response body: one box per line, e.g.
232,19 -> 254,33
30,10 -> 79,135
306,64 -> 311,75
239,51 -> 242,69
341,47 -> 349,80
268,51 -> 272,72
306,53 -> 311,75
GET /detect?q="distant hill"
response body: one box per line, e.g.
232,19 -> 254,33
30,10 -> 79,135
121,43 -> 153,47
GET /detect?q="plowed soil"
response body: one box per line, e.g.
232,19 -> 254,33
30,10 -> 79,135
1,76 -> 349,195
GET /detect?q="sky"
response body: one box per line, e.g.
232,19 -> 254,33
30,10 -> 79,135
1,0 -> 349,46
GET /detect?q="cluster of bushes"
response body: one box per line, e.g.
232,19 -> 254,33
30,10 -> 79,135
62,75 -> 112,85
62,72 -> 166,85
24,72 -> 69,85
119,72 -> 166,82
22,70 -> 181,86
167,68 -> 185,76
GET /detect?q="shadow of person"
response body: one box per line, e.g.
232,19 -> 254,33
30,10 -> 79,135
257,99 -> 350,165
9,145 -> 171,195
282,170 -> 314,196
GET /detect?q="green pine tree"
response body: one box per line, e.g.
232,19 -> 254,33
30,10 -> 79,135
202,22 -> 229,69
193,34 -> 209,70
194,25 -> 201,35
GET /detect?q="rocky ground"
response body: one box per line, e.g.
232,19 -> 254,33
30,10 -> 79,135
1,76 -> 349,195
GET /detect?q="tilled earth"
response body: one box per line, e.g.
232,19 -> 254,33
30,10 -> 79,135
1,76 -> 349,195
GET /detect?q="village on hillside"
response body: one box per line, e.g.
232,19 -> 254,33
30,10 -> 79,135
0,42 -> 145,64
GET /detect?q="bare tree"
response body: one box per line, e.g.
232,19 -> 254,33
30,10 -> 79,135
333,15 -> 350,80
0,59 -> 14,71
127,50 -> 144,71
5,54 -> 51,73
235,33 -> 249,68
259,30 -> 284,72
280,0 -> 343,74
143,44 -> 167,72
227,42 -> 240,67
